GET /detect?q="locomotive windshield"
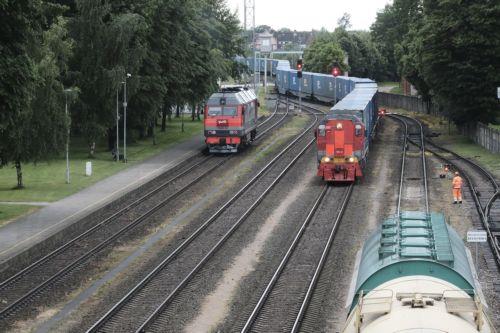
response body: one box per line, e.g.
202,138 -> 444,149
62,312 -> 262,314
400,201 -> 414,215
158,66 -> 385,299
208,106 -> 237,116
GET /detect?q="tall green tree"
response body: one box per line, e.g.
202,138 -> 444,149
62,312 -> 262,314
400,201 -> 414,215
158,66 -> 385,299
303,37 -> 346,74
71,0 -> 147,156
371,0 -> 422,80
418,0 -> 500,124
0,0 -> 39,187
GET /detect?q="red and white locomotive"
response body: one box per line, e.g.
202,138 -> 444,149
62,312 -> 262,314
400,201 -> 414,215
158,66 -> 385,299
204,86 -> 258,153
316,114 -> 367,182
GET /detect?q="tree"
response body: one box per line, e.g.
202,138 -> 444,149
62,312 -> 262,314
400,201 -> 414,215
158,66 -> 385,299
0,1 -> 73,188
337,13 -> 352,30
71,0 -> 147,156
370,0 -> 422,80
418,0 -> 500,124
303,37 -> 347,74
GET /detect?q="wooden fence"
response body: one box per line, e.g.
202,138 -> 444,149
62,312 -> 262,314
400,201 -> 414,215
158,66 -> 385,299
377,92 -> 500,154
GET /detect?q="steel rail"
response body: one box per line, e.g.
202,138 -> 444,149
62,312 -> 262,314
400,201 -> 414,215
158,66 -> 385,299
240,184 -> 329,333
255,99 -> 288,139
422,141 -> 500,268
0,97 -> 289,320
87,109 -> 319,332
391,114 -> 500,268
290,184 -> 353,333
0,158 -> 226,319
0,154 -> 211,292
389,114 -> 430,215
417,117 -> 430,214
393,115 -> 408,217
138,138 -> 317,333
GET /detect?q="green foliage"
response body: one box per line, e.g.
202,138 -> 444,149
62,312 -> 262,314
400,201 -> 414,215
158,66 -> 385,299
303,27 -> 386,80
0,0 -> 39,168
303,37 -> 346,74
0,0 -> 243,186
371,0 -> 422,80
374,0 -> 500,124
418,0 -> 500,124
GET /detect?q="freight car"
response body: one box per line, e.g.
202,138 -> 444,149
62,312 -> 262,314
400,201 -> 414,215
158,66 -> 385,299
315,83 -> 378,182
204,86 -> 258,153
275,63 -> 378,182
342,211 -> 495,333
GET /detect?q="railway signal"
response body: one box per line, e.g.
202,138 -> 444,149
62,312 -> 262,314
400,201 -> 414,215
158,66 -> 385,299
297,59 -> 303,78
332,66 -> 341,77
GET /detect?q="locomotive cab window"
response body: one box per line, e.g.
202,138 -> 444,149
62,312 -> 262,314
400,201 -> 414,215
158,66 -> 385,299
208,107 -> 222,116
318,124 -> 326,136
208,106 -> 237,117
355,124 -> 362,136
223,107 -> 237,116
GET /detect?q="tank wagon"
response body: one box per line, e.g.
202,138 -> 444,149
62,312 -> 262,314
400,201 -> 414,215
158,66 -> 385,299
343,211 -> 495,333
204,86 -> 258,153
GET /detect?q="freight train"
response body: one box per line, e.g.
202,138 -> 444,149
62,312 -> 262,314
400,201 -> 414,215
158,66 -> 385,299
342,211 -> 495,333
274,61 -> 378,182
204,86 -> 258,153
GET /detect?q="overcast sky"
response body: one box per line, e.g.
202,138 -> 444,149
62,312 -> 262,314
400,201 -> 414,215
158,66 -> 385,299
225,0 -> 393,31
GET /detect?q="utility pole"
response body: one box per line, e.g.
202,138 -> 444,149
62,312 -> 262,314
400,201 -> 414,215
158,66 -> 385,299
64,89 -> 72,184
297,59 -> 303,113
122,73 -> 131,163
116,88 -> 120,161
244,0 -> 256,91
264,55 -> 267,95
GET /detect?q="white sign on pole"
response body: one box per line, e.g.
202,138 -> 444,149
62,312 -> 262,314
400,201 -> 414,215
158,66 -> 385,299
497,87 -> 500,99
467,230 -> 487,243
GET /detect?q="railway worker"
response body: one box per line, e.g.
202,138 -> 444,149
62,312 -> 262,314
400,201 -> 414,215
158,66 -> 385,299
452,171 -> 463,204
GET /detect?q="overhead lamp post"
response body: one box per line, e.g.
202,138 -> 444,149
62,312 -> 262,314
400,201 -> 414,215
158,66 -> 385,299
122,73 -> 131,163
116,88 -> 120,161
63,88 -> 73,184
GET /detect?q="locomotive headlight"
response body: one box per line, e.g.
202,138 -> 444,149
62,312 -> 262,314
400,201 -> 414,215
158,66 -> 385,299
336,123 -> 343,130
348,157 -> 355,163
323,157 -> 331,163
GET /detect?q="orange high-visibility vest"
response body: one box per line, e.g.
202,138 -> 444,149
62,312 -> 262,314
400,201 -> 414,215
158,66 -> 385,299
452,176 -> 463,189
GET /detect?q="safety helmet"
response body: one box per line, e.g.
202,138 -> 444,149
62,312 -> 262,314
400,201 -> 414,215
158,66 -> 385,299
454,171 -> 459,175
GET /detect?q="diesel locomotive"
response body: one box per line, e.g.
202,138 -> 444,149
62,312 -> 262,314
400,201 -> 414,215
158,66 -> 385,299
274,60 -> 378,182
204,86 -> 258,153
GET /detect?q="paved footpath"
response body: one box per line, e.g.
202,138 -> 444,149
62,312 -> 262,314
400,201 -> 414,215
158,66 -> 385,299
0,135 -> 205,265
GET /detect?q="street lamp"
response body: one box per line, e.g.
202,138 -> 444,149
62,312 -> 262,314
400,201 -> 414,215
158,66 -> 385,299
63,88 -> 73,184
116,88 -> 120,161
122,73 -> 131,163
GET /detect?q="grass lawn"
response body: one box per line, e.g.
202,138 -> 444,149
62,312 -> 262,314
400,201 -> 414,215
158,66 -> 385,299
390,86 -> 404,94
0,205 -> 40,227
0,117 -> 204,203
378,81 -> 399,87
387,108 -> 500,178
258,87 -> 272,117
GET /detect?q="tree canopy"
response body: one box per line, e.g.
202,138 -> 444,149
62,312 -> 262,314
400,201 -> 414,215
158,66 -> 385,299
372,0 -> 500,124
0,0 -> 243,187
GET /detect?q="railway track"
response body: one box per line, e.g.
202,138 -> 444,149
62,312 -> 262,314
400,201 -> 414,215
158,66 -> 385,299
240,184 -> 353,333
0,99 -> 288,323
391,114 -> 500,268
86,105 -> 319,332
389,114 -> 429,214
